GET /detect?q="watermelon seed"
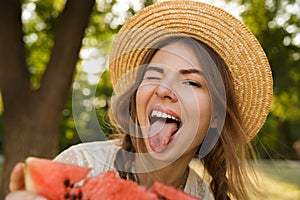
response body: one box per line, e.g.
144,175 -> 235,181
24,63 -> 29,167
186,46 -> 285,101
64,179 -> 70,187
64,192 -> 70,199
78,190 -> 82,199
158,195 -> 167,200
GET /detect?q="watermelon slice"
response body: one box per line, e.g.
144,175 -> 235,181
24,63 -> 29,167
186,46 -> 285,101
25,157 -> 91,200
151,182 -> 199,200
24,157 -> 200,200
69,171 -> 158,200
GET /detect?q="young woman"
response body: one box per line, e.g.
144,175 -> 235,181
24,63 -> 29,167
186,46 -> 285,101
6,1 -> 273,200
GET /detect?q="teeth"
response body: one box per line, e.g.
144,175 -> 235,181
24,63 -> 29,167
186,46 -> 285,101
151,110 -> 180,122
162,113 -> 167,118
157,111 -> 162,118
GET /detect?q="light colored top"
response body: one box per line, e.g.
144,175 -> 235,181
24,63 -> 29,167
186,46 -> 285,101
54,140 -> 214,199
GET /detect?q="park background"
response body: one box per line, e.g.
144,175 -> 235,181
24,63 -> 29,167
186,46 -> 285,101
0,0 -> 299,199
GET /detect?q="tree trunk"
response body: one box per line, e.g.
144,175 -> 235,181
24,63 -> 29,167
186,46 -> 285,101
0,0 -> 95,197
1,92 -> 62,197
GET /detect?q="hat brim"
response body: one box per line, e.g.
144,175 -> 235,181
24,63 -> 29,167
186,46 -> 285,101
109,1 -> 273,141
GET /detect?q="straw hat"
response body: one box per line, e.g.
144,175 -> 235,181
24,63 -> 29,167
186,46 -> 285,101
109,0 -> 273,140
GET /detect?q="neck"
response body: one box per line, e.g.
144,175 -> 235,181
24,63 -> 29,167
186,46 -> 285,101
135,155 -> 191,189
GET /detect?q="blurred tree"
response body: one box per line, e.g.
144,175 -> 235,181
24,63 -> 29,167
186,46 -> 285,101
0,0 -> 152,197
241,0 -> 300,159
60,0 -> 148,150
0,0 -> 95,196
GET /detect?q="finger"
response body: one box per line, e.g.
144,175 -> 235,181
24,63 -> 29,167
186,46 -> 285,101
5,191 -> 47,200
9,163 -> 25,192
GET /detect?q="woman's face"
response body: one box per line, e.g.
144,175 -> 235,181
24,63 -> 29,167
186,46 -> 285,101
136,40 -> 212,161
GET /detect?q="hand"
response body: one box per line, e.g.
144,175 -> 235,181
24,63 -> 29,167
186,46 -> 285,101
5,163 -> 47,200
5,191 -> 47,200
9,163 -> 25,192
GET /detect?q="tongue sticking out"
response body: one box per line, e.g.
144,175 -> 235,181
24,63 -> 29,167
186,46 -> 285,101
148,120 -> 178,152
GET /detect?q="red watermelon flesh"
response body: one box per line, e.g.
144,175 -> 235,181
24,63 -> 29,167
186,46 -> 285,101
24,157 -> 200,200
25,157 -> 91,200
69,171 -> 158,200
151,182 -> 199,200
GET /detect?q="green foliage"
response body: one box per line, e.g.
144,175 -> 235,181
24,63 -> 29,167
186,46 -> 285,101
22,0 -> 67,88
58,1 -> 116,151
242,0 -> 300,159
241,0 -> 271,37
144,0 -> 156,7
58,0 -> 148,151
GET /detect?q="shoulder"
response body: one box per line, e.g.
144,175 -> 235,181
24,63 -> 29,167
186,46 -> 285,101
54,139 -> 122,176
66,139 -> 121,153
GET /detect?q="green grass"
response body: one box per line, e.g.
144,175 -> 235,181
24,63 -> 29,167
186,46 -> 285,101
190,159 -> 300,200
252,160 -> 300,200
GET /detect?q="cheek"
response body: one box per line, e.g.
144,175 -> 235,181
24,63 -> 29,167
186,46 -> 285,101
183,94 -> 212,142
135,85 -> 154,126
195,95 -> 212,138
183,92 -> 211,119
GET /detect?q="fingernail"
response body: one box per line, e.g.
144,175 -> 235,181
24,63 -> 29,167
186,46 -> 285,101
13,163 -> 22,171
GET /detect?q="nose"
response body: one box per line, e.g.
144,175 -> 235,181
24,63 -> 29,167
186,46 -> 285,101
154,84 -> 178,102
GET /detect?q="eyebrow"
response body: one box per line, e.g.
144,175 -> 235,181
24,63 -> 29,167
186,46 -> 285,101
146,66 -> 203,76
146,66 -> 164,74
179,69 -> 203,76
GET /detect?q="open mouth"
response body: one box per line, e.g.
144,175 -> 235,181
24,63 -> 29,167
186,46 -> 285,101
149,110 -> 182,133
147,110 -> 182,152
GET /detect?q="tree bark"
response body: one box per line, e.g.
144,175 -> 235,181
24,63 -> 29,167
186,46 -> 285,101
0,0 -> 95,197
